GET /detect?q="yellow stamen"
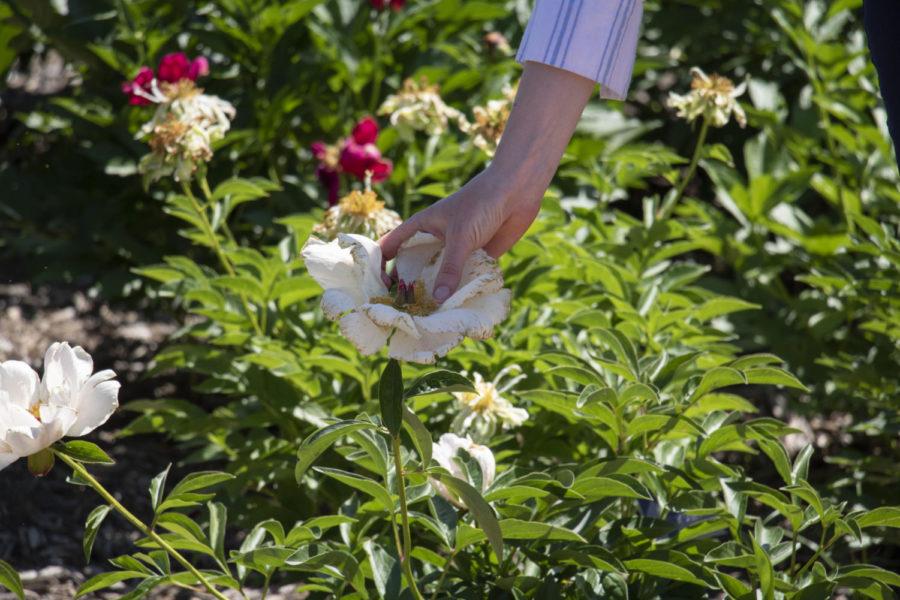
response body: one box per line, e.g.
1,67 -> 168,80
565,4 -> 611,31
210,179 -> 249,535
28,402 -> 42,422
338,190 -> 385,218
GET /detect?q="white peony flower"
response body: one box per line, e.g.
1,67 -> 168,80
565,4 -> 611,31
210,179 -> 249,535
378,77 -> 464,138
430,433 -> 496,507
136,79 -> 236,183
0,342 -> 120,471
301,232 -> 511,364
313,189 -> 402,240
452,368 -> 528,440
667,67 -> 747,128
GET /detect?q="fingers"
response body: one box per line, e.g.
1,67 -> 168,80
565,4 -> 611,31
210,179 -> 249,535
432,234 -> 473,303
378,217 -> 421,261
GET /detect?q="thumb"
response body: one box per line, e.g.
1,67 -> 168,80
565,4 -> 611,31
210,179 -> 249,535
432,236 -> 472,303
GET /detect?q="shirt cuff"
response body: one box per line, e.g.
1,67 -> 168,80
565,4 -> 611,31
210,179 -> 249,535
516,0 -> 643,100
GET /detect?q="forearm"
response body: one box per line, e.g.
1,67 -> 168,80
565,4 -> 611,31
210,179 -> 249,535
486,61 -> 596,203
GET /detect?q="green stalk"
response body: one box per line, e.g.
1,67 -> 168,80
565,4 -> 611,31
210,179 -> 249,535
180,182 -> 263,337
657,117 -> 710,220
391,435 -> 424,600
55,451 -> 230,600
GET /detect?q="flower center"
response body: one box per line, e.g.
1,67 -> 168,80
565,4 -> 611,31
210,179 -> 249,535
149,116 -> 190,154
339,190 -> 384,217
28,402 -> 42,422
692,72 -> 734,95
460,382 -> 498,414
162,79 -> 202,101
371,279 -> 438,316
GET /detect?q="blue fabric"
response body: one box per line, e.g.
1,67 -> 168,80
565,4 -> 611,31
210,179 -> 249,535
864,0 -> 900,152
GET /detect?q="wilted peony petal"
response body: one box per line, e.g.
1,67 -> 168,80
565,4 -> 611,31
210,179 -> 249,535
389,330 -> 463,364
361,303 -> 420,338
322,289 -> 359,320
339,312 -> 390,356
394,232 -> 443,284
302,235 -> 387,303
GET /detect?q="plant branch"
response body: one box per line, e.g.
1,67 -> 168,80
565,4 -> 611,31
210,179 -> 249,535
392,435 -> 424,600
55,451 -> 230,600
658,117 -> 710,220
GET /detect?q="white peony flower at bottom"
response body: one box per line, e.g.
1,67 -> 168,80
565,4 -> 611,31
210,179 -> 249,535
0,342 -> 120,472
301,232 -> 511,364
430,433 -> 496,508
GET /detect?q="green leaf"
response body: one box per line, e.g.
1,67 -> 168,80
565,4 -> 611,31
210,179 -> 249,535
314,467 -> 394,511
744,367 -> 809,391
76,571 -> 148,597
693,297 -> 759,322
295,420 -> 380,482
751,535 -> 775,600
836,564 -> 900,587
432,472 -> 503,560
83,504 -> 111,562
208,502 -> 227,565
404,370 -> 475,398
0,560 -> 24,600
571,475 -> 651,501
168,471 -> 235,498
690,367 -> 746,402
757,438 -> 792,485
498,519 -> 586,542
58,440 -> 115,465
402,406 -> 433,468
622,559 -> 710,587
379,359 -> 404,436
149,464 -> 171,512
791,444 -> 813,483
856,507 -> 900,529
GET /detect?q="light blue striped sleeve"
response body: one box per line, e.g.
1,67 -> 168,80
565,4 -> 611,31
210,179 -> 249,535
516,0 -> 644,100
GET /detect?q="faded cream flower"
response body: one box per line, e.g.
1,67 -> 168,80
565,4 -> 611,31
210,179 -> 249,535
460,84 -> 517,156
137,79 -> 236,183
667,67 -> 747,128
301,232 -> 511,364
378,77 -> 464,138
430,433 -> 496,507
313,189 -> 402,240
452,368 -> 528,440
0,342 -> 120,473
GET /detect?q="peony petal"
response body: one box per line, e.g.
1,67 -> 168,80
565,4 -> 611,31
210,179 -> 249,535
441,251 -> 504,310
301,237 -> 367,297
0,360 -> 40,409
417,288 -> 510,340
338,234 -> 389,299
321,289 -> 359,321
4,405 -> 75,457
388,329 -> 463,364
0,452 -> 18,471
468,444 -> 496,490
339,311 -> 390,356
394,232 -> 443,284
66,376 -> 120,438
361,303 -> 420,338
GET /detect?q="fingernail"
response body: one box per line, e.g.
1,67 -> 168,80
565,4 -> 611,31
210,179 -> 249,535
433,286 -> 450,302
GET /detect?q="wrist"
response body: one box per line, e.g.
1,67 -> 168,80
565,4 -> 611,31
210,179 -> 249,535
482,161 -> 546,213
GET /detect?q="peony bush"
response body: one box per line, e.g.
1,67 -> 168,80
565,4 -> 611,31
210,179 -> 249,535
1,1 -> 899,599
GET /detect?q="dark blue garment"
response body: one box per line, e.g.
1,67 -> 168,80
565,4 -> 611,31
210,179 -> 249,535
865,0 -> 900,151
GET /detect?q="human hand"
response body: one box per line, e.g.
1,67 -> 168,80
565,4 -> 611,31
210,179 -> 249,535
378,167 -> 542,302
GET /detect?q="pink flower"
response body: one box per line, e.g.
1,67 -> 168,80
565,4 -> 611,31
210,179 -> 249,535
157,52 -> 209,83
371,0 -> 405,9
352,116 -> 379,145
121,66 -> 154,105
339,141 -> 392,181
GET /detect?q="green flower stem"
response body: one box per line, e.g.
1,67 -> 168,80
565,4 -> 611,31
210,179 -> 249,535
180,182 -> 263,337
54,451 -> 230,600
198,175 -> 239,248
391,435 -> 424,600
657,117 -> 710,220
